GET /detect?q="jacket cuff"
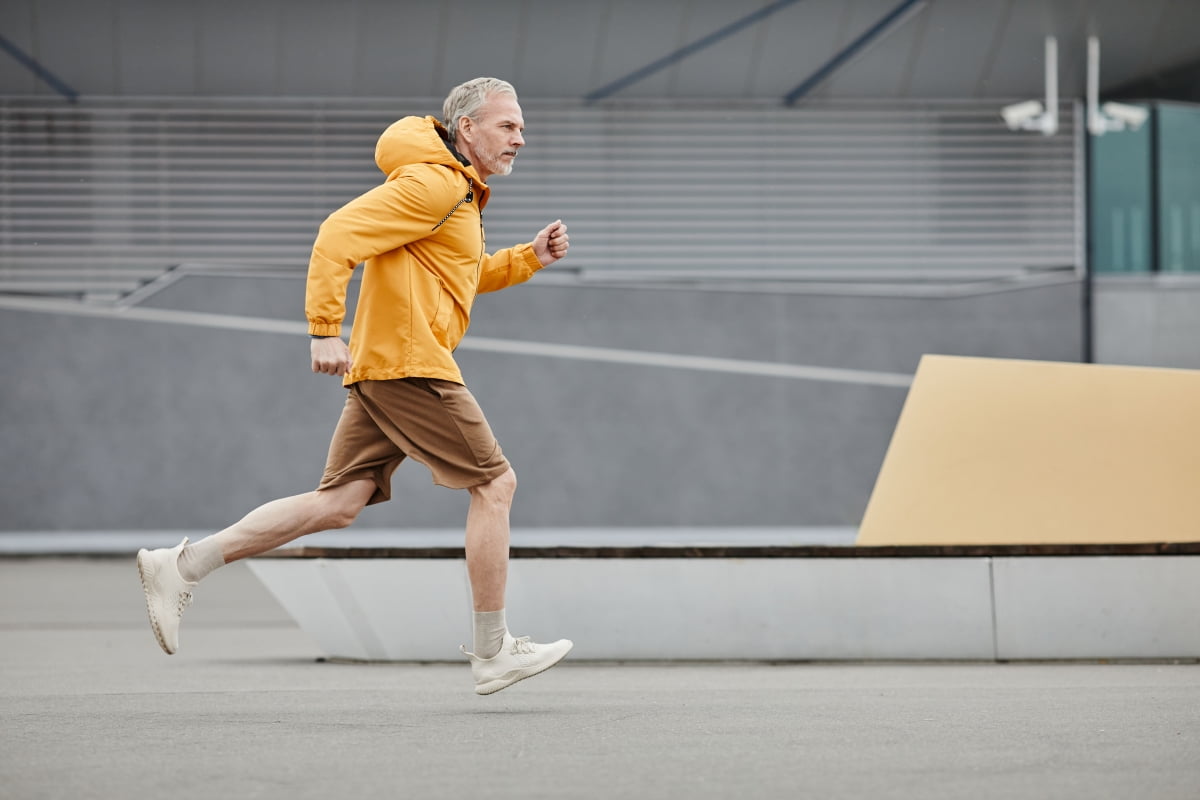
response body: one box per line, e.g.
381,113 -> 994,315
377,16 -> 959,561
308,322 -> 342,337
521,242 -> 546,270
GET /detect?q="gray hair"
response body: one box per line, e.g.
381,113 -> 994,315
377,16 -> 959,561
442,77 -> 517,145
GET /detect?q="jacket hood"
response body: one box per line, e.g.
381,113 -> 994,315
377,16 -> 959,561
374,116 -> 480,183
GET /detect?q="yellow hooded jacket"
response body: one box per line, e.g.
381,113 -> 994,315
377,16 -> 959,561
305,115 -> 544,386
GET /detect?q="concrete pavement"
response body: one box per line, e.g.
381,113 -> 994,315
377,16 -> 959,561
1,557 -> 1197,799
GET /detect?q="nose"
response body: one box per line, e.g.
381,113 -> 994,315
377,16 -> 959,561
513,130 -> 525,148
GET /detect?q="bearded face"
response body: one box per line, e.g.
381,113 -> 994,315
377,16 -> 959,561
460,94 -> 525,180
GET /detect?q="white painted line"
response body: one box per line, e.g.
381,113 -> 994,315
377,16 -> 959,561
460,337 -> 912,387
0,295 -> 912,388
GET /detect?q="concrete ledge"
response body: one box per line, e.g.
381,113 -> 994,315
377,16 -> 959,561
993,556 -> 1200,660
246,544 -> 1200,662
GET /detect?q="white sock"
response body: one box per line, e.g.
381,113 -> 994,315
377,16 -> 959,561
177,536 -> 226,584
472,609 -> 507,659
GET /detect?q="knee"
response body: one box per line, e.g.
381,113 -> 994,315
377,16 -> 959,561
324,506 -> 360,531
314,489 -> 367,530
470,467 -> 517,507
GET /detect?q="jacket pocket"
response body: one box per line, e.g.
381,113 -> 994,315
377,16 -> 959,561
431,283 -> 462,347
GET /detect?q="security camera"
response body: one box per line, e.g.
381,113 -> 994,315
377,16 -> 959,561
1100,102 -> 1148,130
1001,100 -> 1045,130
1000,38 -> 1058,136
1089,38 -> 1151,135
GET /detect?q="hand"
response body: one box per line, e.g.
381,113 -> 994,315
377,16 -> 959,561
532,219 -> 569,266
310,336 -> 351,377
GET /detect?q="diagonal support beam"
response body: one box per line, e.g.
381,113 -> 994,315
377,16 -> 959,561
783,0 -> 927,106
585,0 -> 808,104
0,33 -> 79,102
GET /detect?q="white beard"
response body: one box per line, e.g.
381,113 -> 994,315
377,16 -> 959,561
483,151 -> 515,177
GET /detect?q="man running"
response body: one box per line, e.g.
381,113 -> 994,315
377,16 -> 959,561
137,77 -> 572,695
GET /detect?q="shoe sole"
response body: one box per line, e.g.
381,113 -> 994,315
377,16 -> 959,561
475,642 -> 574,696
136,550 -> 174,655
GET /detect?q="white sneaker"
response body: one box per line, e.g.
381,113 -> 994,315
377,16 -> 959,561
136,537 -> 196,655
461,632 -> 573,695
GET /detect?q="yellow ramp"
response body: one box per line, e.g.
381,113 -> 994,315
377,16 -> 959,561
858,355 -> 1200,546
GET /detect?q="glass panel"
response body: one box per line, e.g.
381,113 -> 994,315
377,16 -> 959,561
1157,103 -> 1200,273
1090,107 -> 1152,273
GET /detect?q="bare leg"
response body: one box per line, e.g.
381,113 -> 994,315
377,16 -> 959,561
211,479 -> 376,563
465,468 -> 517,612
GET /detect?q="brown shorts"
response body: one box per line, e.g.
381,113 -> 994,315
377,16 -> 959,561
317,378 -> 510,504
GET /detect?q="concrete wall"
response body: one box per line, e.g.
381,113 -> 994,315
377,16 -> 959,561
1093,276 -> 1200,368
0,272 -> 1083,532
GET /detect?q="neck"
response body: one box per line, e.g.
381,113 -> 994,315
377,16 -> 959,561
457,143 -> 490,183
439,126 -> 482,178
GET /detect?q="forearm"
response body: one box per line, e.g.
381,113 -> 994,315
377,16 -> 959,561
304,248 -> 353,336
477,243 -> 544,294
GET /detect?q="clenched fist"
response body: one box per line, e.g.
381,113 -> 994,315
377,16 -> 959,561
310,336 -> 351,377
532,219 -> 569,266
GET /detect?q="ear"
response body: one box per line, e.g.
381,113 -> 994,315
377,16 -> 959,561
456,115 -> 473,143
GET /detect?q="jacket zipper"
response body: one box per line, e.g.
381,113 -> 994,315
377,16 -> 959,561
431,179 -> 474,232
